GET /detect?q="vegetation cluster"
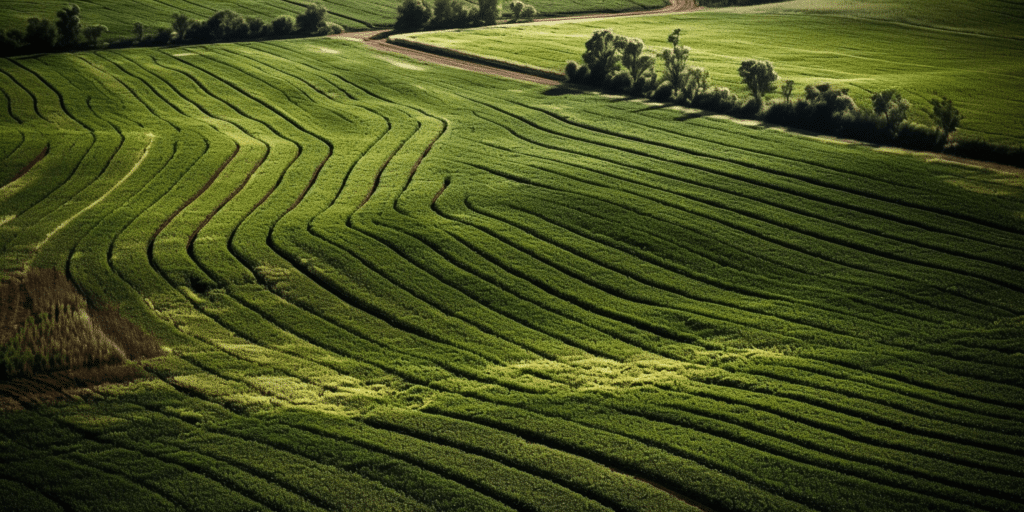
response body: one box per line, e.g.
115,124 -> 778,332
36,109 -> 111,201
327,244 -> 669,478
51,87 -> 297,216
565,28 -> 1023,166
0,3 -> 343,56
395,0 -> 537,33
1,269 -> 162,379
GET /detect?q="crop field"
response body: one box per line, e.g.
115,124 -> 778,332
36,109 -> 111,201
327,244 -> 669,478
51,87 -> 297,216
1,30 -> 1024,512
402,0 -> 1024,145
0,0 -> 670,37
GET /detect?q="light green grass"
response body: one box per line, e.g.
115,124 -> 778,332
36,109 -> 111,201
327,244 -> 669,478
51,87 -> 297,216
404,0 -> 1024,144
1,34 -> 1023,511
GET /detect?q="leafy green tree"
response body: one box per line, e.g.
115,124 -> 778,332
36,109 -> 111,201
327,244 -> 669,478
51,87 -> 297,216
871,88 -> 911,132
582,29 -> 626,85
271,15 -> 295,36
738,59 -> 777,103
510,1 -> 538,22
395,0 -> 433,32
296,3 -> 327,34
55,4 -> 82,48
621,37 -> 655,85
431,0 -> 463,29
661,29 -> 690,98
476,0 -> 501,25
781,79 -> 794,103
171,13 -> 196,41
0,29 -> 25,55
929,96 -> 962,135
24,18 -> 57,51
82,24 -> 107,46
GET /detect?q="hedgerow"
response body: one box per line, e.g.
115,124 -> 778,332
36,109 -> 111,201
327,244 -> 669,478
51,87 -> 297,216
564,28 -> 1024,167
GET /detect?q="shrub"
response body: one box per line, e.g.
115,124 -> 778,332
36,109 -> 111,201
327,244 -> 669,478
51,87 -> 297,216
82,24 -> 107,46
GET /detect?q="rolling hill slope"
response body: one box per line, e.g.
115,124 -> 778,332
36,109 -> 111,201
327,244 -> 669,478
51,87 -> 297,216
1,33 -> 1023,512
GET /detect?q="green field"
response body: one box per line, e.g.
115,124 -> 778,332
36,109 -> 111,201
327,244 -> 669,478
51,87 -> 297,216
403,0 -> 1024,145
0,0 -> 670,37
2,9 -> 1024,512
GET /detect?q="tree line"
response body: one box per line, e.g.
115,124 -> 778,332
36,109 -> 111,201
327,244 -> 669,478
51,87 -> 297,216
395,0 -> 538,33
0,3 -> 343,56
565,29 -> 1022,166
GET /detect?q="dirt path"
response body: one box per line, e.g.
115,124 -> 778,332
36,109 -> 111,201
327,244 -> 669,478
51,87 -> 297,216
337,0 -> 699,85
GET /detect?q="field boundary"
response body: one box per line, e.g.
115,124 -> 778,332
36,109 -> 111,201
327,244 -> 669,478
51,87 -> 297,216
384,35 -> 566,83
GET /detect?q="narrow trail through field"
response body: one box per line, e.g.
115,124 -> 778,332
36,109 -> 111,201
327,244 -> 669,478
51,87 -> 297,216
338,0 -> 699,86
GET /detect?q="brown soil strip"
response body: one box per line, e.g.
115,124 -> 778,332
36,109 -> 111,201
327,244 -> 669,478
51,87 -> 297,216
335,1 -> 700,85
10,145 -> 49,184
431,181 -> 448,205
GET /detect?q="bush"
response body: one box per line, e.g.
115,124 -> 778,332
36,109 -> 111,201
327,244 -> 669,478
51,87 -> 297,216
82,24 -> 107,46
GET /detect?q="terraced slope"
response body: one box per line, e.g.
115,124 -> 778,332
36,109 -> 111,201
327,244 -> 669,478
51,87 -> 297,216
0,0 -> 670,36
1,37 -> 1024,511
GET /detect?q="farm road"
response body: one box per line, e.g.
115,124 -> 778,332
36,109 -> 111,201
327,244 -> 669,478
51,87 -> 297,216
338,0 -> 700,86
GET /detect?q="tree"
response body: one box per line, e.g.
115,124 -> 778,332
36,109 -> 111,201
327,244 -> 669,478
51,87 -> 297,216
82,24 -> 107,46
171,13 -> 196,41
296,3 -> 327,34
581,29 -> 626,85
24,18 -> 57,51
781,79 -> 794,103
431,0 -> 463,29
476,0 -> 501,25
738,59 -> 777,103
929,96 -> 962,135
620,37 -> 655,85
0,29 -> 25,55
271,15 -> 295,36
55,4 -> 82,48
395,0 -> 433,32
871,88 -> 911,132
661,29 -> 690,98
509,1 -> 537,22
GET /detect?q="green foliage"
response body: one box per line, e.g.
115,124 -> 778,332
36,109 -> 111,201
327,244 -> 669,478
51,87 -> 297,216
510,0 -> 539,22
395,0 -> 433,33
737,59 -> 777,103
54,4 -> 81,48
929,95 -> 962,135
871,88 -> 911,133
